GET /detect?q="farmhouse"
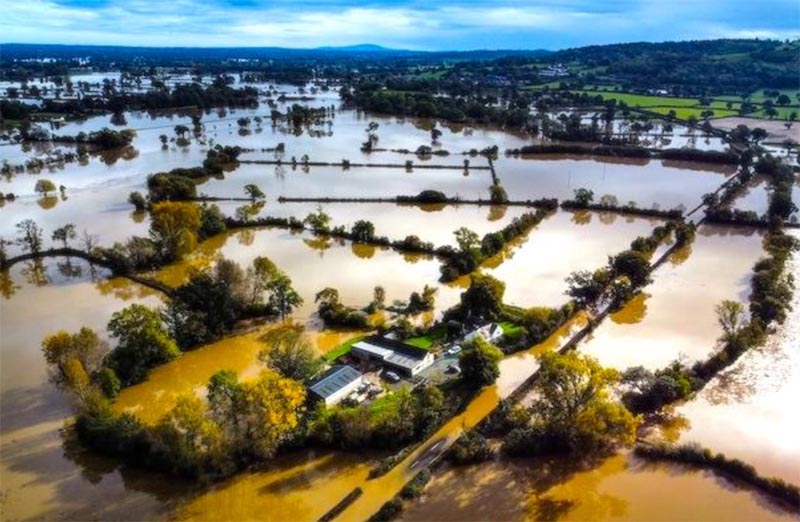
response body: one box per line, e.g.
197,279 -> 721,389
351,336 -> 435,377
461,323 -> 503,344
308,365 -> 364,406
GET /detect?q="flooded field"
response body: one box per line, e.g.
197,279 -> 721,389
579,224 -> 765,370
480,210 -> 663,308
2,83 -> 797,522
401,453 -> 798,522
0,259 -> 177,521
499,155 -> 734,211
670,232 -> 800,484
150,227 -> 463,321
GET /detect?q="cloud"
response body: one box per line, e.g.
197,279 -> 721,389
0,0 -> 798,49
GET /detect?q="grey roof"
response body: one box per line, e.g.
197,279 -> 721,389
309,365 -> 362,399
352,336 -> 432,371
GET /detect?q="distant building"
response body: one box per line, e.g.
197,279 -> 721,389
461,323 -> 503,345
539,64 -> 569,78
308,365 -> 364,406
351,336 -> 435,377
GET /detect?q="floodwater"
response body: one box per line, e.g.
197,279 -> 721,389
0,259 -> 179,521
2,86 -> 795,521
480,210 -> 663,308
401,453 -> 798,522
172,451 -> 374,522
670,232 -> 800,484
579,224 -> 766,370
498,155 -> 734,211
150,227 -> 464,322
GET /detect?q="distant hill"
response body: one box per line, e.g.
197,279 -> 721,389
0,43 -> 551,63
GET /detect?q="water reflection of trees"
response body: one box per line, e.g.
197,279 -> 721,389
22,259 -> 50,286
487,205 -> 507,222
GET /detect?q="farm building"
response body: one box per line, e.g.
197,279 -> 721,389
351,336 -> 434,377
308,365 -> 364,406
461,323 -> 503,344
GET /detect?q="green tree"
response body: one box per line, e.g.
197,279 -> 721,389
107,304 -> 180,385
128,191 -> 147,212
304,206 -> 331,234
611,250 -> 652,287
454,227 -> 480,254
459,273 -> 506,321
258,324 -> 320,382
15,219 -> 43,255
459,336 -> 503,388
573,187 -> 594,206
244,184 -> 265,201
715,300 -> 746,343
266,273 -> 302,320
351,220 -> 376,242
35,179 -> 56,197
52,223 -> 76,248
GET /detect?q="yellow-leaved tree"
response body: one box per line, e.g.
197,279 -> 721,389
149,201 -> 201,260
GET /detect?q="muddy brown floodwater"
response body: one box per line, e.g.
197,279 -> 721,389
401,453 -> 799,522
579,223 -> 766,370
1,91 -> 797,521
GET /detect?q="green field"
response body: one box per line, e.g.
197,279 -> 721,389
559,88 -> 799,121
323,335 -> 367,362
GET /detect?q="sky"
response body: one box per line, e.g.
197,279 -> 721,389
2,0 -> 799,50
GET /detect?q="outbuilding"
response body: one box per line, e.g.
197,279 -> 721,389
308,365 -> 364,406
351,336 -> 435,377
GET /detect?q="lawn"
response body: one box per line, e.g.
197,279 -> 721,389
323,335 -> 367,362
499,321 -> 525,337
406,323 -> 447,349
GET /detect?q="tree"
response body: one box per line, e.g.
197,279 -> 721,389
206,369 -> 305,459
715,300 -> 746,343
454,227 -> 480,254
244,184 -> 265,201
156,394 -> 225,476
459,336 -> 503,388
159,134 -> 169,147
174,125 -> 190,138
52,224 -> 76,248
506,351 -> 639,454
266,272 -> 303,320
35,179 -> 56,197
107,304 -> 180,385
129,191 -> 147,212
351,220 -> 375,242
41,327 -> 108,389
258,324 -> 319,382
304,206 -> 331,234
371,286 -> 386,311
431,126 -> 443,144
15,219 -> 43,255
611,250 -> 651,288
573,187 -> 594,206
565,269 -> 609,307
149,201 -> 201,260
459,273 -> 506,321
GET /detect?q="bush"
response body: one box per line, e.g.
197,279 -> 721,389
448,430 -> 493,465
369,499 -> 403,522
400,469 -> 431,500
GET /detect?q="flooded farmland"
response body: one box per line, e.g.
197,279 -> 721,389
2,77 -> 798,522
579,224 -> 766,370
